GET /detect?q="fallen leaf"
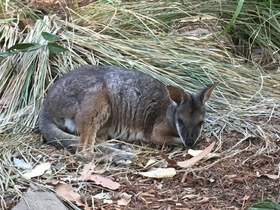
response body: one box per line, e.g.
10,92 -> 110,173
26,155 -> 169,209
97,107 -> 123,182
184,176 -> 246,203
249,198 -> 280,209
60,160 -> 120,190
177,142 -> 215,168
87,174 -> 120,190
188,149 -> 203,157
93,192 -> 111,200
117,193 -> 132,206
182,194 -> 200,199
256,172 -> 279,180
138,167 -> 176,178
79,160 -> 119,190
159,151 -> 177,165
144,159 -> 157,168
266,174 -> 279,180
79,160 -> 105,180
56,185 -> 91,210
55,184 -> 85,207
136,162 -> 144,167
23,162 -> 51,179
188,148 -> 220,160
13,157 -> 32,170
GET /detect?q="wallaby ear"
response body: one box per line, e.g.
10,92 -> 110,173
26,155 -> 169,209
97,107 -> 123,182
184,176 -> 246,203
198,83 -> 218,104
166,86 -> 185,104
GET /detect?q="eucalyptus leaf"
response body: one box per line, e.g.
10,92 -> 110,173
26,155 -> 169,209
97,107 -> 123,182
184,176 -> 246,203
8,43 -> 41,51
42,32 -> 58,41
6,43 -> 42,53
47,42 -> 67,53
249,199 -> 280,210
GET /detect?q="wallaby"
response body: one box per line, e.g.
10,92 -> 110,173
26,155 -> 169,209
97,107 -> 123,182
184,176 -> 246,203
39,65 -> 216,161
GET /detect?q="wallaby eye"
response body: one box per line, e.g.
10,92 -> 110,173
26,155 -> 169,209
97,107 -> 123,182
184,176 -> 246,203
177,118 -> 184,125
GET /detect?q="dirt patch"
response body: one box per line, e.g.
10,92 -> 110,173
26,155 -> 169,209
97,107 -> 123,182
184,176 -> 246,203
3,133 -> 280,210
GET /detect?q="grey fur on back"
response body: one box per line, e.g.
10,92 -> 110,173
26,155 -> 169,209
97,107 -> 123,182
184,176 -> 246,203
39,65 -> 216,153
39,66 -> 169,150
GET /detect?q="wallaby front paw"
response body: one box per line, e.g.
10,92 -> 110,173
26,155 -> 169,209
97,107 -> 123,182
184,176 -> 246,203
109,151 -> 137,165
95,142 -> 137,164
113,143 -> 134,153
76,149 -> 95,161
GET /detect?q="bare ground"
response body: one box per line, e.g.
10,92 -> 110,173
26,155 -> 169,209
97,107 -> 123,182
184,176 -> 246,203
2,132 -> 280,210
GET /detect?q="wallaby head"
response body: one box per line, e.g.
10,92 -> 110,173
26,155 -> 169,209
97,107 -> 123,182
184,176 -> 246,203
166,84 -> 217,147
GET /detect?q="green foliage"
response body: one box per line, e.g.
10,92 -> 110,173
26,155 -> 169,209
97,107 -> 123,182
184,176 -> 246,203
41,32 -> 58,42
249,199 -> 280,210
0,32 -> 66,57
0,43 -> 41,57
218,0 -> 244,37
218,0 -> 280,64
47,43 -> 67,53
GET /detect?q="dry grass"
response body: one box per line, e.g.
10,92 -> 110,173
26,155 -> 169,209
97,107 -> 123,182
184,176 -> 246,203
0,0 -> 280,209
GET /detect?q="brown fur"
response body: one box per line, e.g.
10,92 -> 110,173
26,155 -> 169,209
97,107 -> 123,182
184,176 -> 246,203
39,65 -> 216,161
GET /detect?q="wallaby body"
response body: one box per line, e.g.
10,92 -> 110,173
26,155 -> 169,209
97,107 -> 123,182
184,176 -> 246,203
39,65 -> 216,155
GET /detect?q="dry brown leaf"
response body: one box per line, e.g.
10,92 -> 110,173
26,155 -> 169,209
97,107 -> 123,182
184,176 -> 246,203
87,174 -> 120,190
79,161 -> 119,190
79,160 -> 105,180
177,142 -> 215,168
159,151 -> 177,165
61,174 -> 120,190
60,160 -> 120,190
117,192 -> 132,206
55,183 -> 90,209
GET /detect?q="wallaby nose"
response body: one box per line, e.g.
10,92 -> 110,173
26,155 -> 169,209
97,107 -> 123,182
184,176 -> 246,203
185,141 -> 194,147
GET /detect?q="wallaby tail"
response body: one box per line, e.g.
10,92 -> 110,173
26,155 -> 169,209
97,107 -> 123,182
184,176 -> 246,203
38,105 -> 78,153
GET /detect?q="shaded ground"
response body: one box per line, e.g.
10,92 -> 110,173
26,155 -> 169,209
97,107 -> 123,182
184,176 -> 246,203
2,0 -> 280,209
91,138 -> 280,210
3,132 -> 280,210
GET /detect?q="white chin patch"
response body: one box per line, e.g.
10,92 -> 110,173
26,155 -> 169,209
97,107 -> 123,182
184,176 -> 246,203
175,121 -> 186,146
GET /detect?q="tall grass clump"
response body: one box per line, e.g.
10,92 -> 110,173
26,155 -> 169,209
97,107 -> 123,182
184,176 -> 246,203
0,0 -> 279,153
217,0 -> 280,69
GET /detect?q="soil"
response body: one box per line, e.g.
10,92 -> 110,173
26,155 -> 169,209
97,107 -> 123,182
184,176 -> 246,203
7,134 -> 280,210
5,0 -> 280,209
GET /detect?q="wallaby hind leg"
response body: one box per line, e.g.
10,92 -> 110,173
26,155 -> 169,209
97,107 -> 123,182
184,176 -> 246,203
39,104 -> 78,152
75,92 -> 111,154
149,122 -> 182,146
